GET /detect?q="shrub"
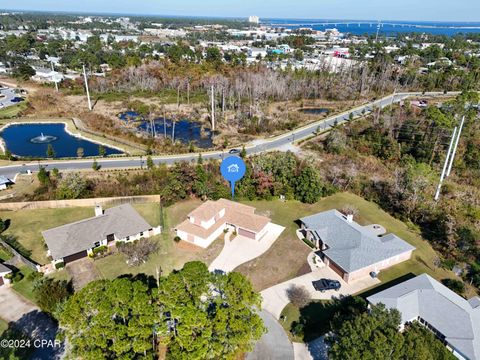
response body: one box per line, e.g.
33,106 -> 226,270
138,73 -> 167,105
55,262 -> 65,269
441,279 -> 465,295
173,236 -> 181,243
93,245 -> 108,256
302,238 -> 315,248
118,239 -> 159,266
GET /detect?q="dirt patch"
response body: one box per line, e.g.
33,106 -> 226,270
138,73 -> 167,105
66,258 -> 100,290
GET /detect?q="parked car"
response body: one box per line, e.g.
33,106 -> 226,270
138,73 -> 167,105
11,97 -> 23,103
228,148 -> 241,154
312,278 -> 341,292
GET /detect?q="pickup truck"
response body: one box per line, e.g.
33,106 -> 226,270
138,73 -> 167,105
312,278 -> 341,292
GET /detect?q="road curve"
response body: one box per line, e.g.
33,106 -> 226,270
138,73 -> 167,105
0,91 -> 459,179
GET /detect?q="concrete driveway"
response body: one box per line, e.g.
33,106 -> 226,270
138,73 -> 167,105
261,266 -> 379,319
0,286 -> 37,323
0,287 -> 64,359
66,257 -> 100,290
247,310 -> 294,360
209,223 -> 285,273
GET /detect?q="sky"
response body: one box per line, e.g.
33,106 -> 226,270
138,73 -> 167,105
2,0 -> 480,22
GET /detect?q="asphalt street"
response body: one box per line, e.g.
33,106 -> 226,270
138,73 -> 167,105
0,86 -> 18,108
0,91 -> 459,179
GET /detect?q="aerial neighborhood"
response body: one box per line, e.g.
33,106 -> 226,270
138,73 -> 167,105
0,4 -> 479,360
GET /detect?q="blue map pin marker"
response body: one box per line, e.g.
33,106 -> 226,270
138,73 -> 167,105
220,156 -> 246,200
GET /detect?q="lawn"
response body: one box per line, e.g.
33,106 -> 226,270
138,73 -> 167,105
11,266 -> 41,303
0,207 -> 94,264
94,199 -> 224,279
236,192 -> 457,291
0,102 -> 27,119
0,317 -> 7,335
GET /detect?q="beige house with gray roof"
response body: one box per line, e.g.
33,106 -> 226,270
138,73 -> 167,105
368,274 -> 480,360
42,204 -> 161,265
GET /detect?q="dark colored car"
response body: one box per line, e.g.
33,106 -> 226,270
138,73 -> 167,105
228,149 -> 240,154
11,97 -> 24,103
312,278 -> 341,292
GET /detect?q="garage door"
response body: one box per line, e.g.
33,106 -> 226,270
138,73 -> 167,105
64,250 -> 88,264
329,260 -> 346,279
238,228 -> 256,239
0,276 -> 4,286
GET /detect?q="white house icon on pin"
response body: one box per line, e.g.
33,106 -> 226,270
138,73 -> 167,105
227,164 -> 240,173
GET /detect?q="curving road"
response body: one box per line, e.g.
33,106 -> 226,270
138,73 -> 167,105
0,86 -> 18,108
0,91 -> 459,179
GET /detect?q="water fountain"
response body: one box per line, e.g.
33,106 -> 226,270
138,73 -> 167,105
30,132 -> 58,144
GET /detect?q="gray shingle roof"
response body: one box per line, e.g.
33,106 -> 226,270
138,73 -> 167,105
42,204 -> 152,260
300,210 -> 415,273
367,274 -> 480,360
0,263 -> 11,274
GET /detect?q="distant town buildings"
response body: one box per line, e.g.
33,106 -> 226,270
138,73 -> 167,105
248,15 -> 260,24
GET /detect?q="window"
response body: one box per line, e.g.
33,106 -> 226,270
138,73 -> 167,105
140,232 -> 144,236
126,236 -> 130,241
94,241 -> 100,247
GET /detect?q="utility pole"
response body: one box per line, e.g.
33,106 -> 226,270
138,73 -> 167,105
51,62 -> 58,92
172,119 -> 175,143
434,126 -> 458,201
83,65 -> 92,111
211,85 -> 215,132
375,20 -> 382,43
446,116 -> 465,177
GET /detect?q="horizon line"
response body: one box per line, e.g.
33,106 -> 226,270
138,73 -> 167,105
0,9 -> 478,24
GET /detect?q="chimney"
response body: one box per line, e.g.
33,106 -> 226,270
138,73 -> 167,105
346,214 -> 354,223
95,205 -> 103,217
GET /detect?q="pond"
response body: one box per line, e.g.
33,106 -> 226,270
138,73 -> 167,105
0,123 -> 122,158
299,108 -> 330,115
118,112 -> 214,148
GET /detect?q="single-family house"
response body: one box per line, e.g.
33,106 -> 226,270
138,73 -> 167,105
0,263 -> 12,286
299,210 -> 415,283
368,274 -> 480,360
0,176 -> 14,190
175,199 -> 271,248
42,204 -> 161,265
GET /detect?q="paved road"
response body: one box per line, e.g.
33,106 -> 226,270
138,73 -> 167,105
0,287 -> 64,359
0,91 -> 459,179
0,86 -> 18,109
247,310 -> 294,360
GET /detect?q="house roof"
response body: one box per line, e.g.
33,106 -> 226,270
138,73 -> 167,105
300,209 -> 415,273
367,274 -> 480,360
177,199 -> 270,237
42,204 -> 152,260
0,176 -> 11,185
0,263 -> 11,274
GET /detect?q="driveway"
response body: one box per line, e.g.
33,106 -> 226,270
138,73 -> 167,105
261,266 -> 379,319
0,287 -> 64,359
293,337 -> 329,360
0,286 -> 37,323
209,223 -> 285,273
246,310 -> 294,360
66,257 -> 100,290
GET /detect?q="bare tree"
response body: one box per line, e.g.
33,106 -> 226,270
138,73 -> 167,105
286,284 -> 311,308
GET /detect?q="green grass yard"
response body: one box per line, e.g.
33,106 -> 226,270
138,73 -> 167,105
0,317 -> 7,335
0,102 -> 27,119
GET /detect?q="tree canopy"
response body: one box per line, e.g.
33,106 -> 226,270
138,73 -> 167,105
328,304 -> 455,360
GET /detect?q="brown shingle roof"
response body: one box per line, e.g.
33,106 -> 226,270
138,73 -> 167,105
177,199 -> 270,239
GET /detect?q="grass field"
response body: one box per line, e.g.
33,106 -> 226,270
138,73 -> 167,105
0,102 -> 27,119
11,266 -> 41,303
0,317 -> 7,335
